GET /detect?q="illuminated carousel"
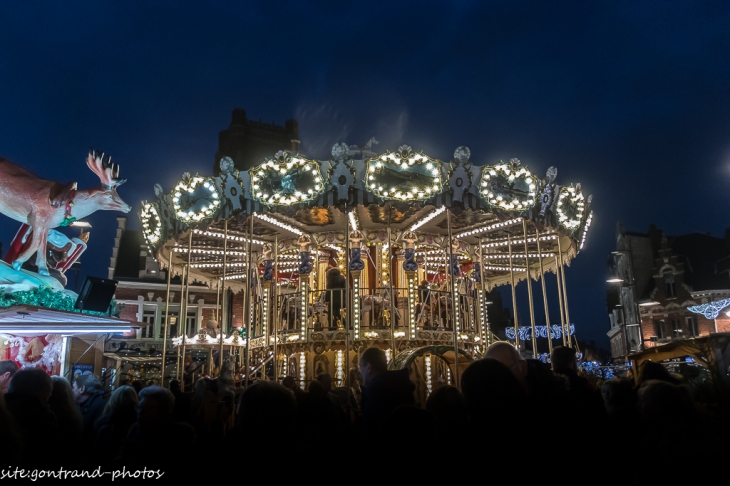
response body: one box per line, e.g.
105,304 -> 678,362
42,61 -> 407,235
140,143 -> 592,401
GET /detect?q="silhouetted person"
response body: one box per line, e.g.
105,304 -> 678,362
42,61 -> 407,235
381,405 -> 437,444
169,379 -> 193,423
635,360 -> 680,388
461,358 -> 529,461
93,385 -> 138,467
418,280 -> 431,304
116,386 -> 196,468
130,380 -> 144,395
183,355 -> 199,392
324,267 -> 346,329
551,345 -> 607,437
227,380 -> 297,451
297,379 -> 346,446
5,369 -> 58,465
72,374 -> 106,447
358,347 -> 415,437
0,391 -> 22,463
49,376 -> 83,466
425,385 -> 468,439
317,372 -> 343,411
634,380 -> 717,482
0,360 -> 19,394
282,375 -> 306,403
601,377 -> 640,450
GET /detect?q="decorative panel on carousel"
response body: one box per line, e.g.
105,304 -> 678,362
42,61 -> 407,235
364,145 -> 443,202
479,158 -> 537,212
556,183 -> 586,233
249,151 -> 325,206
140,200 -> 163,250
171,173 -> 221,224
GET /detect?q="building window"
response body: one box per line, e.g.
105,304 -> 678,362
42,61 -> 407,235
141,309 -> 155,338
686,316 -> 698,337
161,311 -> 178,339
186,312 -> 197,337
654,320 -> 665,339
664,274 -> 676,298
670,319 -> 681,338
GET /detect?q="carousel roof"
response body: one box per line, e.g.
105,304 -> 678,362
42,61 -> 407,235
140,144 -> 593,291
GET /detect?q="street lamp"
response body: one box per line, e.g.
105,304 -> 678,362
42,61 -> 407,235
639,301 -> 659,306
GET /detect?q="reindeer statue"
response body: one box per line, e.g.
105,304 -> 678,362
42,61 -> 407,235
0,150 -> 131,276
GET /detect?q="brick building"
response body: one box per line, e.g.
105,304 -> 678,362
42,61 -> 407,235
607,224 -> 730,361
108,217 -> 223,350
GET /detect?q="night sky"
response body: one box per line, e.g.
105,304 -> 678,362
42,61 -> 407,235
1,1 -> 729,351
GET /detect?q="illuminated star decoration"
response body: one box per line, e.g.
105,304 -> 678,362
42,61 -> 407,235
687,299 -> 730,319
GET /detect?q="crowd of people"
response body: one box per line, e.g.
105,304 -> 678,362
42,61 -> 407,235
0,343 -> 727,480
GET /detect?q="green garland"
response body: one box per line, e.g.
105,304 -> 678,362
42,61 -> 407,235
0,287 -> 123,317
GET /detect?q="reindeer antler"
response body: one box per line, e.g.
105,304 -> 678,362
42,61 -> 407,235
87,149 -> 126,189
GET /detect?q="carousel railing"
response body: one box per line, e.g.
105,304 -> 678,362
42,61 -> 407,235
267,284 -> 480,340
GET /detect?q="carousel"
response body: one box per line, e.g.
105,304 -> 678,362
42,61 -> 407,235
140,143 -> 592,399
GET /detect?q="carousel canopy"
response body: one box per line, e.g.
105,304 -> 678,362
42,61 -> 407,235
140,144 -> 593,291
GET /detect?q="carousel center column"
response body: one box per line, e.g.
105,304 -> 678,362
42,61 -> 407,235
402,231 -> 419,340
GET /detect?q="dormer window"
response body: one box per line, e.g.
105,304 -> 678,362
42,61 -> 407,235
664,272 -> 676,298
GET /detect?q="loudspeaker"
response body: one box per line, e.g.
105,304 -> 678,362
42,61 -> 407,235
75,276 -> 118,313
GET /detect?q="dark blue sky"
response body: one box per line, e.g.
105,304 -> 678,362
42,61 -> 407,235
1,1 -> 729,350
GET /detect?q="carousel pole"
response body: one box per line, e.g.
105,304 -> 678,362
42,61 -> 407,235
522,220 -> 538,358
446,209 -> 460,387
176,261 -> 186,381
245,213 -> 254,386
555,253 -> 567,347
508,232 -> 519,352
273,235 -> 279,379
215,278 -> 220,324
180,232 -> 193,380
344,209 -> 350,388
219,219 -> 228,374
387,204 -> 396,361
557,237 -> 572,348
160,250 -> 173,387
479,237 -> 490,346
535,228 -> 553,354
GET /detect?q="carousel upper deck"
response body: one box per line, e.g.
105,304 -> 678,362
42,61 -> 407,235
141,143 -> 592,384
